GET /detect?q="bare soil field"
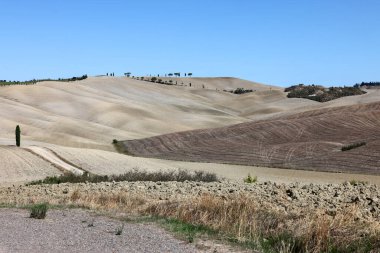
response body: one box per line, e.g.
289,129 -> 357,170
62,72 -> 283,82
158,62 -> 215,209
1,77 -> 380,185
0,146 -> 61,185
49,146 -> 380,184
122,101 -> 380,175
1,76 -> 373,150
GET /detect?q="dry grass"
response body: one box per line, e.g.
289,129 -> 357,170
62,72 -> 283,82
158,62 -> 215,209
144,195 -> 380,252
2,188 -> 379,252
61,191 -> 380,253
69,190 -> 147,212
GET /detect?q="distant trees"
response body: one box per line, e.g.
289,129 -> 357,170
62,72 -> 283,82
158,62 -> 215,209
0,75 -> 87,87
285,84 -> 366,102
188,73 -> 193,77
168,73 -> 173,77
228,88 -> 253,94
15,125 -> 21,147
174,73 -> 180,77
355,82 -> 380,88
124,72 -> 131,77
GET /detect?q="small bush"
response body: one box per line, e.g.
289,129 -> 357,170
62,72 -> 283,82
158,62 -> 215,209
30,203 -> 48,219
348,179 -> 368,185
233,88 -> 253,94
341,141 -> 366,151
244,174 -> 257,183
115,224 -> 124,235
112,139 -> 118,144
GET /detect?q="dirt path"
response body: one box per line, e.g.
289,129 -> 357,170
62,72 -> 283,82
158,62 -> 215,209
0,208 -> 201,253
25,146 -> 84,175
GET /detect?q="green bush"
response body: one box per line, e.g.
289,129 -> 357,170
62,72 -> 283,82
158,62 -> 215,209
341,141 -> 366,151
285,84 -> 366,102
30,203 -> 48,219
244,174 -> 257,183
27,169 -> 219,185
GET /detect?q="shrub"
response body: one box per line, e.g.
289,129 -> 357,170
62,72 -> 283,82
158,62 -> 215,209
285,84 -> 366,102
244,174 -> 257,183
27,169 -> 219,185
30,203 -> 48,219
232,88 -> 253,94
348,179 -> 368,185
115,224 -> 124,235
112,139 -> 118,144
341,141 -> 366,151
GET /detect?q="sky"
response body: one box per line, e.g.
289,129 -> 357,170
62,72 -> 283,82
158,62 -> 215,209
0,0 -> 379,86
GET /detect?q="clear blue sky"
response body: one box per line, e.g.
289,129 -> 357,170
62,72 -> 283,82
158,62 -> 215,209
0,0 -> 379,86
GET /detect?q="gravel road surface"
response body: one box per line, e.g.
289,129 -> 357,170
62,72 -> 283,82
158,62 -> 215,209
0,208 -> 199,253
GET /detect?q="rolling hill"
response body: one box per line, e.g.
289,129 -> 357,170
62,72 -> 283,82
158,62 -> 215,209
1,76 -> 380,184
121,101 -> 380,175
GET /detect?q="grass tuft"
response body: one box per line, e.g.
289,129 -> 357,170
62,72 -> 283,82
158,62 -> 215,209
29,203 -> 48,219
115,224 -> 124,235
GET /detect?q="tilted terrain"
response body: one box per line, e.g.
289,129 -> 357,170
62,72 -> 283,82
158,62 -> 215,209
0,146 -> 61,185
1,76 -> 380,251
122,101 -> 380,175
1,76 -> 380,183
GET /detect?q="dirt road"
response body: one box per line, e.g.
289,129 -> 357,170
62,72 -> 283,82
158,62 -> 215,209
25,146 -> 84,175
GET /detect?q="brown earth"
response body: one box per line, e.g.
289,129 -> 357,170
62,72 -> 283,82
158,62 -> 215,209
2,76 -> 380,184
121,101 -> 380,175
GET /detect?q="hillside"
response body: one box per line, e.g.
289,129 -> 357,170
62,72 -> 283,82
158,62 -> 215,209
0,77 -> 284,150
121,101 -> 380,175
1,76 -> 380,184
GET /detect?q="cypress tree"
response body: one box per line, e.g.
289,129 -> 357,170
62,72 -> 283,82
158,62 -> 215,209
15,125 -> 21,147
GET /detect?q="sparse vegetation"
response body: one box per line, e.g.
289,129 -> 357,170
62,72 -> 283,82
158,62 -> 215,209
348,179 -> 368,185
341,141 -> 366,151
244,174 -> 257,183
224,88 -> 254,94
29,203 -> 48,219
285,84 -> 366,102
157,218 -> 215,244
115,224 -> 124,235
145,195 -> 380,253
27,169 -> 219,185
0,75 -> 88,87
